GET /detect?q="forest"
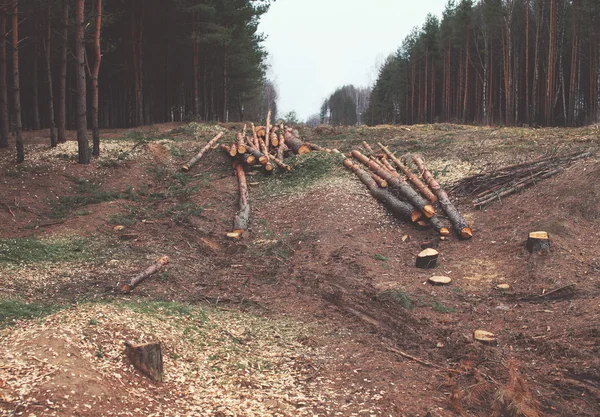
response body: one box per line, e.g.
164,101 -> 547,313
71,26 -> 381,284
364,0 -> 600,127
0,0 -> 274,163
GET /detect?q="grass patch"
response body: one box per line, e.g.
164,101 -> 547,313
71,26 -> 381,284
431,301 -> 456,314
107,212 -> 138,226
373,254 -> 388,262
0,299 -> 63,327
0,236 -> 97,264
380,290 -> 414,310
121,300 -> 200,319
165,202 -> 206,223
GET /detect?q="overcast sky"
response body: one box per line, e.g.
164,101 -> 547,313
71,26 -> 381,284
258,0 -> 449,121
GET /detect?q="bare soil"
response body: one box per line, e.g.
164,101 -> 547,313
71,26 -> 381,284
1,123 -> 599,416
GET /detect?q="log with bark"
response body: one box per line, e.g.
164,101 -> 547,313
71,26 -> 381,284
526,231 -> 550,254
246,144 -> 268,165
306,142 -> 339,153
269,154 -> 291,171
181,132 -> 224,172
228,162 -> 250,239
236,132 -> 246,154
380,156 -> 399,175
250,123 -> 260,148
229,142 -> 238,157
120,256 -> 169,293
416,248 -> 439,268
284,130 -> 311,155
370,172 -> 388,188
264,109 -> 272,153
270,132 -> 279,148
124,342 -> 163,382
351,150 -> 436,219
344,159 -> 419,223
412,154 -> 472,239
379,143 -> 438,204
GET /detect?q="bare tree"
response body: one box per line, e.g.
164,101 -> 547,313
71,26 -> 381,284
74,0 -> 89,164
13,1 -> 23,162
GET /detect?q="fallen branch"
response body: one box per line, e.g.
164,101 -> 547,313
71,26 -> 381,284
120,256 -> 169,293
228,162 -> 250,239
181,132 -> 224,172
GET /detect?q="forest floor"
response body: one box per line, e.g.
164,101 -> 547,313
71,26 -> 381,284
0,122 -> 599,417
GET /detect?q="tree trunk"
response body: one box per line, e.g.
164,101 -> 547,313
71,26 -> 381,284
525,0 -> 530,124
192,12 -> 199,117
124,342 -> 163,383
223,45 -> 228,122
546,0 -> 557,125
412,155 -> 472,239
91,0 -> 102,157
131,0 -> 144,126
463,32 -> 470,123
44,0 -> 57,147
32,42 -> 41,130
57,0 -> 68,143
12,3 -> 23,162
532,0 -> 543,124
74,0 -> 89,164
0,0 -> 9,148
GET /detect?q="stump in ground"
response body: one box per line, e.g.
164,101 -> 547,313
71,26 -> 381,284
124,342 -> 163,382
526,231 -> 550,254
416,248 -> 439,268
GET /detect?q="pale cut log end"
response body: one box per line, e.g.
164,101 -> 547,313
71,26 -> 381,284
459,228 -> 473,239
380,180 -> 388,188
181,165 -> 190,172
227,229 -> 248,239
473,330 -> 497,345
428,276 -> 452,285
265,162 -> 274,172
298,145 -> 311,155
526,231 -> 550,253
258,155 -> 268,165
415,219 -> 430,229
411,210 -> 423,223
423,205 -> 436,218
120,284 -> 132,293
416,248 -> 439,269
238,145 -> 247,154
246,155 -> 256,165
229,149 -> 237,157
439,227 -> 450,236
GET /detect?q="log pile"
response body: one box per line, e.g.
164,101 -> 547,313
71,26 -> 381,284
450,151 -> 592,208
344,141 -> 470,239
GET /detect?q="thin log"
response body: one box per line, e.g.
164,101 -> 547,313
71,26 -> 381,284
181,132 -> 223,171
264,109 -> 272,153
413,154 -> 472,239
344,159 -> 418,223
236,132 -> 246,154
270,132 -> 279,148
124,342 -> 163,382
251,123 -> 259,148
380,157 -> 399,176
269,154 -> 291,171
284,131 -> 311,155
306,142 -> 335,153
246,144 -> 268,165
352,150 -> 436,219
258,137 -> 269,156
120,256 -> 169,293
370,172 -> 388,188
229,162 -> 250,239
379,144 -> 438,204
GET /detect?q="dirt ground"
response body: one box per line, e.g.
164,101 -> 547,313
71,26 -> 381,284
1,122 -> 599,416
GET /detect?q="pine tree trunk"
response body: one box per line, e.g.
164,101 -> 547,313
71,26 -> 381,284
532,0 -> 543,124
0,0 -> 9,148
525,0 -> 530,124
223,45 -> 228,122
44,0 -> 57,147
546,0 -> 557,125
91,0 -> 102,157
57,0 -> 68,143
131,0 -> 144,126
462,34 -> 470,123
74,0 -> 89,164
32,43 -> 41,130
192,12 -> 199,117
12,4 -> 23,162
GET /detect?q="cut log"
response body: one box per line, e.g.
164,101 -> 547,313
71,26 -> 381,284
526,231 -> 550,254
344,159 -> 418,223
473,330 -> 497,345
250,123 -> 260,148
236,132 -> 246,154
246,144 -> 268,165
428,276 -> 452,285
306,142 -> 336,153
370,172 -> 388,188
379,143 -> 438,204
258,137 -> 269,157
229,142 -> 238,157
181,132 -> 223,171
255,125 -> 266,139
270,132 -> 279,148
380,157 -> 399,175
231,162 -> 250,238
284,130 -> 311,155
120,256 -> 169,293
264,109 -> 272,152
496,283 -> 510,290
124,342 -> 163,382
416,248 -> 439,269
412,154 -> 472,239
242,153 -> 256,166
264,161 -> 274,173
269,154 -> 291,171
352,150 -> 436,219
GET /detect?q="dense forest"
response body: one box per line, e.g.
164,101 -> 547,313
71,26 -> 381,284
0,0 -> 274,163
365,0 -> 600,127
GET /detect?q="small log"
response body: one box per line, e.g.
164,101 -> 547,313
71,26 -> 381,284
270,132 -> 279,148
229,142 -> 238,157
124,342 -> 163,382
413,154 -> 472,239
236,132 -> 246,154
246,144 -> 268,165
251,123 -> 260,148
120,256 -> 169,293
258,137 -> 269,157
242,152 -> 256,166
473,330 -> 497,345
264,161 -> 274,173
306,142 -> 335,153
380,157 -> 399,175
352,150 -> 435,219
181,132 -> 224,171
379,143 -> 438,204
269,154 -> 291,171
284,130 -> 311,155
370,172 -> 388,188
264,109 -> 272,153
230,162 -> 250,238
416,248 -> 439,269
344,159 -> 418,223
526,231 -> 550,254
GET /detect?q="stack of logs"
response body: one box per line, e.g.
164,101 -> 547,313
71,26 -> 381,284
344,141 -> 472,240
181,110 -> 340,239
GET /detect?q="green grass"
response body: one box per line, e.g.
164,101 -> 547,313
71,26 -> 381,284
0,236 -> 96,264
122,301 -> 202,319
0,299 -> 63,327
107,212 -> 139,226
380,290 -> 414,310
373,254 -> 388,262
431,301 -> 456,314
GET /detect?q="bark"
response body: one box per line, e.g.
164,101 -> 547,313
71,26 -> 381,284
32,43 -> 41,130
0,0 -> 9,148
378,143 -> 437,204
230,162 -> 250,238
269,154 -> 291,172
222,45 -> 228,122
236,132 -> 246,154
192,12 -> 199,117
264,109 -> 271,154
283,131 -> 310,155
181,131 -> 223,171
91,0 -> 102,157
525,0 -> 530,124
124,342 -> 163,383
12,3 -> 23,162
120,256 -> 169,293
352,150 -> 435,219
245,143 -> 268,165
57,0 -> 68,143
74,0 -> 89,164
546,0 -> 557,125
44,0 -> 57,147
526,231 -> 550,254
532,0 -> 543,124
344,159 -> 417,223
412,155 -> 472,239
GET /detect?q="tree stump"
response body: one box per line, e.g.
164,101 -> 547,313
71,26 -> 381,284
124,342 -> 163,382
526,231 -> 550,254
416,248 -> 439,268
428,276 -> 451,285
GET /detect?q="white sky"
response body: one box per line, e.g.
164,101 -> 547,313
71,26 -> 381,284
258,0 -> 449,121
